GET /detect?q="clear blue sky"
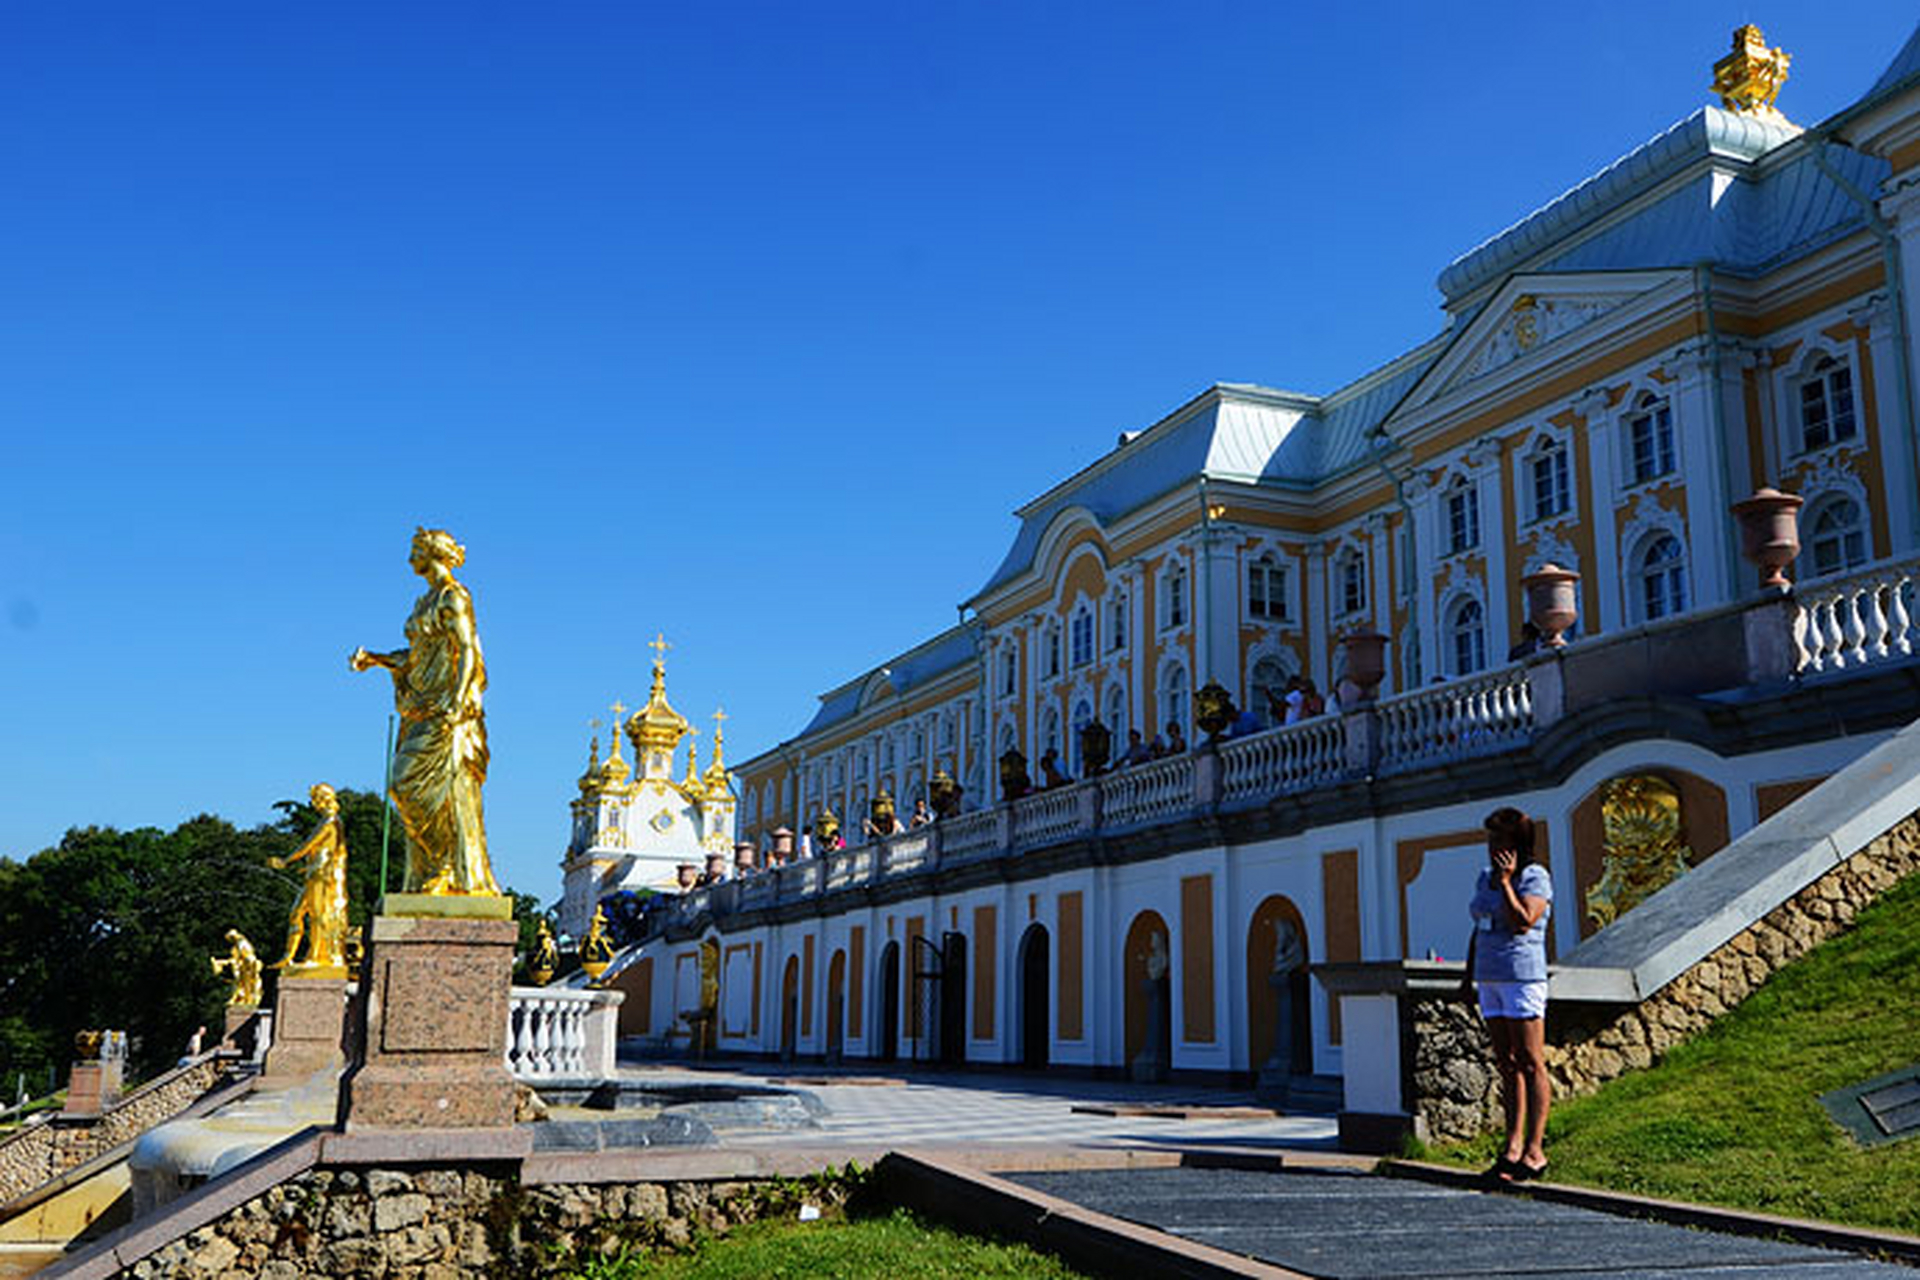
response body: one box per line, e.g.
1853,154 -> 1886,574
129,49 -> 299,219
2,3 -> 1911,902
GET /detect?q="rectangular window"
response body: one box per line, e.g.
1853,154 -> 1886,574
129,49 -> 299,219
1446,486 -> 1480,554
1248,561 -> 1289,621
1801,362 -> 1857,451
1340,555 -> 1366,615
1629,403 -> 1675,484
1108,597 -> 1127,650
1069,612 -> 1093,667
1531,447 -> 1570,521
1000,652 -> 1016,697
1045,631 -> 1060,679
1164,569 -> 1187,629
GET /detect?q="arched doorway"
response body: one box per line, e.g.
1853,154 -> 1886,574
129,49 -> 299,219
1018,923 -> 1050,1069
779,954 -> 800,1060
1246,896 -> 1312,1081
877,941 -> 900,1062
1123,910 -> 1171,1079
826,949 -> 847,1060
939,931 -> 967,1065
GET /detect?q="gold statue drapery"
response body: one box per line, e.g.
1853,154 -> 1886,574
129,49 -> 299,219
352,528 -> 501,896
266,783 -> 351,975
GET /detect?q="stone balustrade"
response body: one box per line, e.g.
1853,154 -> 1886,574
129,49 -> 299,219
640,578 -> 1919,944
506,986 -> 623,1082
1793,552 -> 1920,675
1374,663 -> 1533,774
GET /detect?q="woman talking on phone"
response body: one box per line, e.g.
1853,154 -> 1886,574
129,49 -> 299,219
1469,806 -> 1553,1182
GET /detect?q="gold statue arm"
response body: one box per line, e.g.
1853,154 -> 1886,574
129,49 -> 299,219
445,592 -> 483,718
267,818 -> 334,871
350,645 -> 404,674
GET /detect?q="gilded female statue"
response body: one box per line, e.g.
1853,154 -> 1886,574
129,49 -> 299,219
266,783 -> 351,973
351,528 -> 501,896
210,930 -> 264,1007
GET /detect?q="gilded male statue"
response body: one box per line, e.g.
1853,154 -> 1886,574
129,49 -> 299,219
267,783 -> 351,973
211,930 -> 264,1007
351,527 -> 501,896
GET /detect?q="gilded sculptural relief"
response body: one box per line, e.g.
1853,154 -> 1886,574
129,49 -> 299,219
211,929 -> 264,1007
352,527 -> 502,897
266,782 -> 352,977
1589,774 -> 1695,930
1712,24 -> 1791,123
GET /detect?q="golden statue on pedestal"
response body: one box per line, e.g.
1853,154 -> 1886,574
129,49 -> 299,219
266,783 -> 351,976
529,920 -> 559,985
211,930 -> 264,1007
580,906 -> 616,980
351,528 -> 501,897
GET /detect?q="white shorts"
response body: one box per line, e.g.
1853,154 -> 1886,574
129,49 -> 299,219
1478,980 -> 1548,1020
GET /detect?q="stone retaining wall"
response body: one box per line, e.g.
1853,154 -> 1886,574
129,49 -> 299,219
0,1058 -> 226,1206
123,1163 -> 858,1279
1410,811 -> 1920,1143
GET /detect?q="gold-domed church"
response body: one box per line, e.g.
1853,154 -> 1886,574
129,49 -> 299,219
558,636 -> 736,938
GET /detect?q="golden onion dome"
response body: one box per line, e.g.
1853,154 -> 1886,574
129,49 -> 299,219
626,651 -> 692,755
578,734 -> 601,794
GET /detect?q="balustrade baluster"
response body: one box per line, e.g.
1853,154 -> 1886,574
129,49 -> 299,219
1891,577 -> 1915,657
1866,584 -> 1893,660
1823,595 -> 1850,669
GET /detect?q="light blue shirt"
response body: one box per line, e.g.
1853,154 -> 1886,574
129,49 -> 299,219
1470,864 -> 1552,983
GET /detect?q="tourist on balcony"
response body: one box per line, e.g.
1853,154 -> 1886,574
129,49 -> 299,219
1164,721 -> 1187,754
909,798 -> 933,828
1278,675 -> 1306,724
798,824 -> 814,859
1039,747 -> 1069,788
1507,620 -> 1542,662
1469,806 -> 1553,1184
1120,729 -> 1152,767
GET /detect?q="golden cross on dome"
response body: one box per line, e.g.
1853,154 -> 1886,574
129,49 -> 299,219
609,699 -> 627,723
712,707 -> 728,730
648,633 -> 671,665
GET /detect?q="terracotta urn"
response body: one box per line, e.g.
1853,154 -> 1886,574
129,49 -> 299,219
1730,487 -> 1805,588
733,840 -> 757,875
1520,563 -> 1582,648
676,862 -> 699,892
999,748 -> 1030,802
771,826 -> 795,859
1194,680 -> 1236,740
1336,632 -> 1390,702
1078,718 -> 1112,775
704,851 -> 727,882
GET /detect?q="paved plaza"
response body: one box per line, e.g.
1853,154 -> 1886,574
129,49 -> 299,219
617,1057 -> 1340,1151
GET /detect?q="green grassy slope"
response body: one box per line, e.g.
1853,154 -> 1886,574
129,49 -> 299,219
1438,870 -> 1920,1233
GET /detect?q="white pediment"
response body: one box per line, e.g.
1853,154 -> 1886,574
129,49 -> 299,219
1408,271 -> 1691,411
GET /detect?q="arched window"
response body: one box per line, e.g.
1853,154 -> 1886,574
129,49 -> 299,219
1160,664 -> 1189,740
1798,355 -> 1857,452
1248,554 -> 1289,621
1041,709 -> 1062,760
1000,648 -> 1017,697
1104,683 -> 1128,745
1449,598 -> 1486,676
940,712 -> 955,749
1070,700 -> 1092,775
1627,395 -> 1676,485
1528,438 -> 1571,522
1070,606 -> 1094,667
1808,497 -> 1868,577
1251,655 -> 1291,727
1108,592 -> 1128,651
1445,479 -> 1480,555
882,737 -> 896,769
1638,535 -> 1688,620
1044,626 -> 1062,679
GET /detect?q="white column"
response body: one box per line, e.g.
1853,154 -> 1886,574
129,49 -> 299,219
1466,437 -> 1508,653
1365,512 -> 1392,638
1405,476 -> 1440,677
1201,523 -> 1240,691
1671,341 -> 1735,607
1880,183 -> 1920,549
1305,539 -> 1330,688
1577,388 -> 1623,634
1853,292 -> 1920,552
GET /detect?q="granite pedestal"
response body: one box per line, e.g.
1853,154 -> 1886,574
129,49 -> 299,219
262,976 -> 349,1083
336,906 -> 517,1130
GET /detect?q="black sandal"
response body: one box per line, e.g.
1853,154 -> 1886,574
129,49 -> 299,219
1501,1159 -> 1549,1184
1483,1156 -> 1521,1183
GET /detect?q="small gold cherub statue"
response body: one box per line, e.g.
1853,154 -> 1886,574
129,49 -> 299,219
580,906 -> 616,980
211,930 -> 264,1007
266,783 -> 351,976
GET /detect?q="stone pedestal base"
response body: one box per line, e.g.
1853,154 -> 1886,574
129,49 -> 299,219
263,977 -> 349,1083
61,1061 -> 122,1117
337,912 -> 517,1130
223,1004 -> 263,1060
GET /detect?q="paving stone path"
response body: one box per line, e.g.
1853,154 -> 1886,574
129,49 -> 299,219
1004,1167 -> 1914,1278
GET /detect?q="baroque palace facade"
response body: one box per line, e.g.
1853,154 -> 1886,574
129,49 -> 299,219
604,26 -> 1920,1082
